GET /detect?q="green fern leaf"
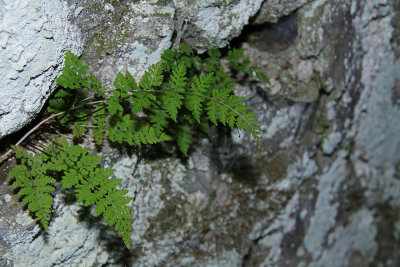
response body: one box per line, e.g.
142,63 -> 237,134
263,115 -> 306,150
149,109 -> 170,136
184,73 -> 214,123
91,106 -> 107,144
114,71 -> 138,98
162,91 -> 184,122
8,147 -> 55,229
72,160 -> 133,248
139,62 -> 164,90
192,73 -> 214,94
207,47 -> 221,59
56,50 -> 89,89
47,138 -> 134,247
169,63 -> 187,92
228,48 -> 243,68
177,126 -> 192,156
107,114 -> 136,145
133,125 -> 172,146
106,96 -> 123,116
87,73 -> 105,97
185,95 -> 203,123
159,62 -> 186,121
178,43 -> 193,56
206,99 -> 219,126
161,49 -> 178,71
130,91 -> 157,114
114,73 -> 131,98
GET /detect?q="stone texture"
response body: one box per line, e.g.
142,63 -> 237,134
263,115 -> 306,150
254,0 -> 312,24
1,0 -> 400,266
0,0 -> 83,138
178,0 -> 264,52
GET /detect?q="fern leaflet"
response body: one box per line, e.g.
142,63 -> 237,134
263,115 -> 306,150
177,125 -> 192,156
8,147 -> 55,229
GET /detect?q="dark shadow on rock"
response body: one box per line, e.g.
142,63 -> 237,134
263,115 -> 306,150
225,155 -> 261,187
232,11 -> 298,53
76,205 -> 134,266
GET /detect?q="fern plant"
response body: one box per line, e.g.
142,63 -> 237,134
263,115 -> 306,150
6,44 -> 268,248
9,138 -> 133,247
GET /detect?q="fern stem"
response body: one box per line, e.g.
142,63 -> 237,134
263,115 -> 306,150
0,100 -> 107,164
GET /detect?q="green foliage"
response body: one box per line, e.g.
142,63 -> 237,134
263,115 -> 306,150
8,147 -> 55,229
228,48 -> 270,84
177,125 -> 192,156
9,44 -> 268,248
56,50 -> 89,89
53,45 -> 266,153
8,138 -> 133,248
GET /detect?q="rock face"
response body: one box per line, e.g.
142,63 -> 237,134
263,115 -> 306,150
1,0 -> 400,266
0,0 -> 82,138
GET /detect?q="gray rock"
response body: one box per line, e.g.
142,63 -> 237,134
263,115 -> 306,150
254,0 -> 312,24
0,0 -> 83,138
178,0 -> 264,52
1,0 -> 400,266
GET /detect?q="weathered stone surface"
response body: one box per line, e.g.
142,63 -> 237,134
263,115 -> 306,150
254,0 -> 312,24
0,0 -> 83,138
1,0 -> 400,266
178,0 -> 264,52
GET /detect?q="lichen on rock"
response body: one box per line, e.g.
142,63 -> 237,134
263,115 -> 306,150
1,0 -> 400,266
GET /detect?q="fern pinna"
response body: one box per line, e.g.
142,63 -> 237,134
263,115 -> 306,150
9,138 -> 133,247
8,44 -> 268,248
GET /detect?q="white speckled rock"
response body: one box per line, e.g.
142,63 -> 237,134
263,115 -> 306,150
0,0 -> 83,138
179,0 -> 264,52
1,194 -> 110,266
1,0 -> 400,266
254,0 -> 312,24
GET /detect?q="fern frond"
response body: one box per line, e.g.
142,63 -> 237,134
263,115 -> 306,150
56,50 -> 89,89
139,62 -> 164,90
47,138 -> 134,247
177,126 -> 192,156
93,181 -> 133,248
91,106 -> 107,144
8,147 -> 55,229
87,73 -> 106,97
228,48 -> 244,67
206,88 -> 233,125
71,156 -> 133,248
132,125 -> 171,146
162,92 -> 184,122
107,114 -> 135,145
114,73 -> 131,99
131,91 -> 156,113
161,49 -> 176,66
47,89 -> 74,125
185,94 -> 203,123
149,109 -> 170,136
159,63 -> 186,121
178,43 -> 193,56
114,71 -> 138,97
106,96 -> 123,116
206,99 -> 219,126
184,73 -> 214,123
192,73 -> 214,95
169,63 -> 187,92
